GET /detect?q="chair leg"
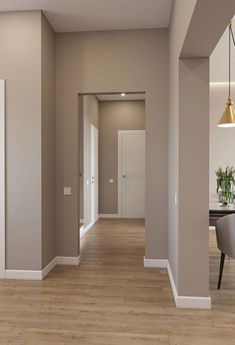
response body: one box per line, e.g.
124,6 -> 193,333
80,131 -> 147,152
218,252 -> 225,290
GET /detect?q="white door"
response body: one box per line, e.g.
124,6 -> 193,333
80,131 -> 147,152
0,80 -> 5,278
91,125 -> 99,223
119,130 -> 145,218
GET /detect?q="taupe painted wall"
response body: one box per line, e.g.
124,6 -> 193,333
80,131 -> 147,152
83,95 -> 99,228
168,0 -> 197,289
0,11 -> 42,270
209,84 -> 235,200
41,15 -> 56,269
56,29 -> 168,259
99,100 -> 145,214
178,58 -> 209,296
0,11 -> 56,270
169,0 -> 235,297
169,0 -> 210,297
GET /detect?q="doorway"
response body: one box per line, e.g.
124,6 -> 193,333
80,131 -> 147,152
118,130 -> 145,218
79,91 -> 146,240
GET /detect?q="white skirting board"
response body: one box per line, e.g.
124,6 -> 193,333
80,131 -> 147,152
57,256 -> 80,265
99,214 -> 120,218
4,255 -> 80,281
143,257 -> 211,310
143,257 -> 167,268
80,220 -> 97,238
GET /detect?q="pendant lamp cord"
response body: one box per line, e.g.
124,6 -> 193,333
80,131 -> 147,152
229,23 -> 235,98
229,23 -> 231,98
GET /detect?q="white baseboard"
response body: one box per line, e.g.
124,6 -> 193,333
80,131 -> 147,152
5,269 -> 43,280
166,261 -> 211,309
143,256 -> 211,310
99,214 -> 120,218
56,255 -> 80,266
209,226 -> 215,231
143,257 -> 168,268
4,255 -> 81,280
42,257 -> 57,279
80,220 -> 97,238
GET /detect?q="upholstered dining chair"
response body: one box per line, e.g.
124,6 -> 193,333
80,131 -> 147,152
215,214 -> 235,289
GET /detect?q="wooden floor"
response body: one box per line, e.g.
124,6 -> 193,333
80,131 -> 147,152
1,219 -> 235,344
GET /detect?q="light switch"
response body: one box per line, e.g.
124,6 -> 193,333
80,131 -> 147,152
86,180 -> 90,186
64,187 -> 72,196
109,178 -> 114,184
174,193 -> 178,205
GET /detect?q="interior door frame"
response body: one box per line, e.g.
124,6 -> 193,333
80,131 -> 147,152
118,130 -> 145,218
91,124 -> 99,224
0,80 -> 5,279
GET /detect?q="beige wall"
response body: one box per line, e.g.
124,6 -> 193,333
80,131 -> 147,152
169,0 -> 235,298
168,0 -> 197,290
56,29 -> 169,259
210,84 -> 235,200
99,100 -> 145,214
178,57 -> 209,296
41,15 -> 56,269
0,11 -> 56,270
0,11 -> 42,270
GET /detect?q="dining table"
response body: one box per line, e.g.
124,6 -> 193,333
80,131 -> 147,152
209,202 -> 235,226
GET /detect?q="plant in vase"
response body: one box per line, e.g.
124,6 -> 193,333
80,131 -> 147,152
215,166 -> 235,204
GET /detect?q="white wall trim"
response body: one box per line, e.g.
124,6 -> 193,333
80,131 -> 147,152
80,220 -> 97,238
56,255 -> 81,266
118,130 -> 145,218
143,257 -> 211,309
143,257 -> 168,268
4,255 -> 81,280
42,257 -> 57,279
166,261 -> 211,309
118,131 -> 122,218
99,214 -> 121,219
0,80 -> 5,279
5,269 -> 43,280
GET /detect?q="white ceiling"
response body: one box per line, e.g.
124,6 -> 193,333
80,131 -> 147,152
210,16 -> 235,82
0,0 -> 173,32
96,93 -> 145,102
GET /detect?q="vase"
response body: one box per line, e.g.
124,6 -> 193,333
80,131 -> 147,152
218,180 -> 234,204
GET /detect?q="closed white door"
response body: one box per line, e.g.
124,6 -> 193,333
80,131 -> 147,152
91,125 -> 99,223
119,130 -> 145,218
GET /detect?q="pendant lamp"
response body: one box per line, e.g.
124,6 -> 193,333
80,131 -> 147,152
218,22 -> 235,127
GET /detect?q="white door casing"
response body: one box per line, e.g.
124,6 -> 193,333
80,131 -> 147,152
118,130 -> 145,218
0,80 -> 5,278
91,125 -> 99,223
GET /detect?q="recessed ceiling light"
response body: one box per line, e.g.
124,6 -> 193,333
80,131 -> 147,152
121,93 -> 126,96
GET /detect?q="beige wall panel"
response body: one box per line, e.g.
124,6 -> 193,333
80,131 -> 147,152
99,100 -> 145,214
41,14 -> 56,269
56,29 -> 168,259
0,11 -> 42,270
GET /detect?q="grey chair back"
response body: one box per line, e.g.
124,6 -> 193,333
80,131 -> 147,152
216,214 -> 235,258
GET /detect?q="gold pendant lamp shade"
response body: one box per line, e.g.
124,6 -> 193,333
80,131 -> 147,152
218,97 -> 235,127
218,22 -> 235,127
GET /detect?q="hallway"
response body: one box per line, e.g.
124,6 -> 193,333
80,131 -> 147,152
0,220 -> 235,344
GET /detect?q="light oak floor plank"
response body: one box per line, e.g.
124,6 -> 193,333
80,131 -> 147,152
0,220 -> 235,344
